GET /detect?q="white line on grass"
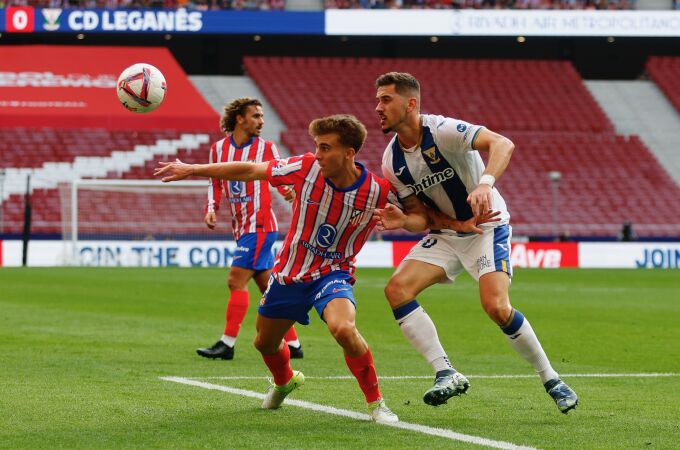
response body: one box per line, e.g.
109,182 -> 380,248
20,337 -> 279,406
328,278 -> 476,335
160,376 -> 537,450
189,372 -> 680,381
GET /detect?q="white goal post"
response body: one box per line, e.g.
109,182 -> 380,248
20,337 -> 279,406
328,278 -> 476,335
59,178 -> 294,266
62,179 -> 209,265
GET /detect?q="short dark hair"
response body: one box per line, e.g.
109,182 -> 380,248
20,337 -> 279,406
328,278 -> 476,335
375,72 -> 420,97
220,98 -> 262,133
308,114 -> 367,154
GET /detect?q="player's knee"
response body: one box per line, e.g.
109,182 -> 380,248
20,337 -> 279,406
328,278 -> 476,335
227,277 -> 247,292
328,321 -> 356,346
384,277 -> 409,306
482,297 -> 512,325
253,334 -> 279,355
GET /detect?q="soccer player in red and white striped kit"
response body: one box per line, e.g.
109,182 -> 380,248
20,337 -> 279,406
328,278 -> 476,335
156,114 -> 490,422
197,98 -> 303,361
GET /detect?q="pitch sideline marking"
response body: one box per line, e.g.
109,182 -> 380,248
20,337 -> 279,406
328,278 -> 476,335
186,372 -> 680,381
160,376 -> 537,450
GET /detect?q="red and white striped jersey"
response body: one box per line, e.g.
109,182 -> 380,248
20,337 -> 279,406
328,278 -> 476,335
206,136 -> 282,240
266,153 -> 398,285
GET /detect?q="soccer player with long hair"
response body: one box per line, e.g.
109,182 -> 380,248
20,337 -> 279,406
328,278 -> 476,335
197,98 -> 302,361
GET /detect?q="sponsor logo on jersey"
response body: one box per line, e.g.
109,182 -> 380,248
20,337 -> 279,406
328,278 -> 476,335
301,240 -> 342,260
315,223 -> 337,248
407,168 -> 455,195
457,123 -> 467,132
422,146 -> 440,164
230,181 -> 242,194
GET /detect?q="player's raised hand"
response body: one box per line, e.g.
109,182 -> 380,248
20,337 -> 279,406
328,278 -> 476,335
374,203 -> 407,231
467,183 -> 494,218
154,159 -> 194,182
204,211 -> 217,230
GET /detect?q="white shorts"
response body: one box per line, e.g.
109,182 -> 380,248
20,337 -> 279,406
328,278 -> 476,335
403,224 -> 512,283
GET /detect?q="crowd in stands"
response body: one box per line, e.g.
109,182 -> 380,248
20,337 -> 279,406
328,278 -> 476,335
3,0 -> 636,8
325,0 -> 635,9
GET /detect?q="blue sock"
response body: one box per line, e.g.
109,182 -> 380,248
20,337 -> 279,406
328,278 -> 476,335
392,299 -> 420,321
501,309 -> 525,335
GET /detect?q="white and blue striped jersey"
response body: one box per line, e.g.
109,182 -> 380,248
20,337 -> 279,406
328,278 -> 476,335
381,114 -> 510,228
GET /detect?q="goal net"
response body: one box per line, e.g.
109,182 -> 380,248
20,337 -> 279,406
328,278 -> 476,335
60,179 -> 291,266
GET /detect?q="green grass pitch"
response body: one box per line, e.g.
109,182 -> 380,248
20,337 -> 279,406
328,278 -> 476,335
1,267 -> 679,449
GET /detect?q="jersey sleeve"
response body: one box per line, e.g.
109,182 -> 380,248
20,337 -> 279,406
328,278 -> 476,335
265,142 -> 292,196
266,153 -> 314,188
206,143 -> 222,213
381,152 -> 412,200
434,116 -> 485,156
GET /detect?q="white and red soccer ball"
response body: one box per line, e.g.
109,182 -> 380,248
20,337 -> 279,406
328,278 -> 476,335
117,63 -> 166,113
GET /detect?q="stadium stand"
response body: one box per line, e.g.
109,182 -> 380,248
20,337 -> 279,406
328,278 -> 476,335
0,128 -> 222,235
647,56 -> 680,115
244,56 -> 680,238
324,0 -> 636,9
2,48 -> 679,239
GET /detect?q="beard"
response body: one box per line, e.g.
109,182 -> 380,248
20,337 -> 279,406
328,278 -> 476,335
382,125 -> 392,134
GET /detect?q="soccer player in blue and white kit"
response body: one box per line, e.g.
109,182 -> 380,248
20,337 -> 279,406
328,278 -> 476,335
374,72 -> 578,413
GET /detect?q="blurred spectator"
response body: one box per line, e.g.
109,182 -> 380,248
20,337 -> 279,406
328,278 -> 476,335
324,0 -> 635,8
618,220 -> 638,242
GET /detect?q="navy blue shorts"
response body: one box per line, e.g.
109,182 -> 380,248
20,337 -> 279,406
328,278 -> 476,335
231,232 -> 277,272
257,271 -> 356,325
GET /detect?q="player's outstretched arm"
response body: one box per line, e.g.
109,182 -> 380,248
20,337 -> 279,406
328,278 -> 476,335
429,209 -> 501,235
374,195 -> 429,232
154,159 -> 269,183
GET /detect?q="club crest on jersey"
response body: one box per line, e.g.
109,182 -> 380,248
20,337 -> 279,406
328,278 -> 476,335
349,209 -> 368,226
315,223 -> 337,248
422,146 -> 440,164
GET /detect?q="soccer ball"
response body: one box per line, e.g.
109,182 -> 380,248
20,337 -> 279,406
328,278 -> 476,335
116,63 -> 167,113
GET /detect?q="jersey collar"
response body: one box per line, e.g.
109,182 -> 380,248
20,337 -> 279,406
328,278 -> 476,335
324,161 -> 367,192
229,135 -> 255,149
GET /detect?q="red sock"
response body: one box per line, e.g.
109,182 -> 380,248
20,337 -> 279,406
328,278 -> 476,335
283,326 -> 298,343
262,344 -> 294,386
345,349 -> 382,403
224,290 -> 249,337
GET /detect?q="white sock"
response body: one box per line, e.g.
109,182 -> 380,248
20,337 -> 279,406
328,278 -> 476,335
502,310 -> 558,384
221,334 -> 236,347
396,303 -> 454,373
287,339 -> 301,349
